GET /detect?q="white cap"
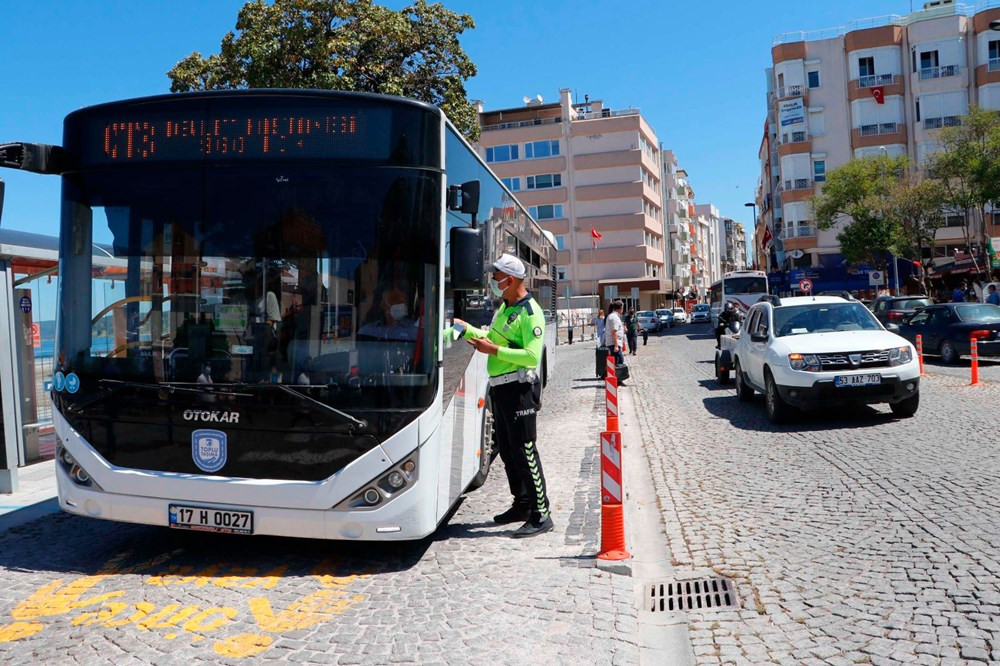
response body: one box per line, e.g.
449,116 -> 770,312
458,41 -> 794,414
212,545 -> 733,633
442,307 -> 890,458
490,253 -> 526,279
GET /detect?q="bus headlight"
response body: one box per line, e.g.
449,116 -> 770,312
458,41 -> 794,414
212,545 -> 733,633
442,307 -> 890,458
334,453 -> 419,511
56,442 -> 102,490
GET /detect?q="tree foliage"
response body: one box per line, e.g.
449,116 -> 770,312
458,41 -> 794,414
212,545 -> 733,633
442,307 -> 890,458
813,155 -> 908,270
167,0 -> 480,139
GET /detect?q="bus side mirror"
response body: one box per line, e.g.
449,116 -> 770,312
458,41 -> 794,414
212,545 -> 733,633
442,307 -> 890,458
0,180 -> 5,227
450,226 -> 485,289
448,180 -> 480,216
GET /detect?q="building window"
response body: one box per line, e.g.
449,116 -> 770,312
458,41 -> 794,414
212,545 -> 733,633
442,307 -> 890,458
990,40 -> 1000,61
919,50 -> 939,72
813,160 -> 826,183
807,70 -> 820,88
858,56 -> 875,78
944,214 -> 964,228
524,140 -> 559,159
486,144 -> 519,163
555,235 -> 566,251
501,177 -> 521,191
556,265 -> 567,281
529,204 -> 564,220
915,99 -> 921,122
526,173 -> 562,189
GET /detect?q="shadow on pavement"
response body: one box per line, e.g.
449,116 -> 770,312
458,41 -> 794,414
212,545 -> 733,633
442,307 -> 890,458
0,502 -> 437,580
697,379 -> 732,392
701,394 -> 896,432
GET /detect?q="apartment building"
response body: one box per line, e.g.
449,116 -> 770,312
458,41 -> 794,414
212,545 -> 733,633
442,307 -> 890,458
694,204 -> 724,289
661,150 -> 694,298
477,90 -> 667,309
761,0 -> 1000,292
721,218 -> 748,272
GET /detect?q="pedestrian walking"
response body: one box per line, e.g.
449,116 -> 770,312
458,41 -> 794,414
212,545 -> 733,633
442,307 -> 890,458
624,308 -> 639,356
953,281 -> 968,303
452,253 -> 553,538
603,301 -> 625,367
595,309 -> 606,345
568,316 -> 574,345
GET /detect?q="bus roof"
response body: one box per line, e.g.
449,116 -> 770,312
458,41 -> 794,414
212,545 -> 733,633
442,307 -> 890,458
64,89 -> 442,121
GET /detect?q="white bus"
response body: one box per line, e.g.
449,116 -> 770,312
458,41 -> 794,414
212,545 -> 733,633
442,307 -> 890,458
1,90 -> 556,540
709,270 -> 769,328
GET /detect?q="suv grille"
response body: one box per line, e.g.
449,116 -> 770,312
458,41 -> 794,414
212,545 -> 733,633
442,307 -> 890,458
817,350 -> 891,371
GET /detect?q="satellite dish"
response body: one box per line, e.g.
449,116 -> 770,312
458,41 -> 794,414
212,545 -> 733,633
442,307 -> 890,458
536,94 -> 543,103
991,18 -> 1000,31
522,95 -> 531,104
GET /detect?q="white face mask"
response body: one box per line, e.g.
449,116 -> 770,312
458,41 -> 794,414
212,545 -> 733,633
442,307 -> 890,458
389,303 -> 407,321
489,276 -> 509,297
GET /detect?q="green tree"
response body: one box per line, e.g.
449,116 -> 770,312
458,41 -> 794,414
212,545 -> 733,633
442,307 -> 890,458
813,155 -> 908,285
167,0 -> 480,140
925,106 -> 1000,279
887,176 -> 946,295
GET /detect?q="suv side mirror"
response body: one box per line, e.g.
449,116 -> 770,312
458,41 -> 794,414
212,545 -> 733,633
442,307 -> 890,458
449,226 -> 485,289
750,328 -> 768,342
885,323 -> 900,333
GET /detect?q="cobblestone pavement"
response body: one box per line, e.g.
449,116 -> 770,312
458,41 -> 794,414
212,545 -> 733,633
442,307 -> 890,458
628,324 -> 1000,666
0,357 -> 637,665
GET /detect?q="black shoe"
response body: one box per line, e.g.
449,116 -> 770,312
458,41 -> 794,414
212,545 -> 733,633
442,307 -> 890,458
493,506 -> 531,524
511,516 -> 554,538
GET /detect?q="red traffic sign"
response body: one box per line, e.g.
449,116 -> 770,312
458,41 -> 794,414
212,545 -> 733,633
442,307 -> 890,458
798,279 -> 813,293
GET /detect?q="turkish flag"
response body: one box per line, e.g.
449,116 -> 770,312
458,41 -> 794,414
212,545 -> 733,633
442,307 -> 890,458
590,226 -> 602,248
871,86 -> 885,104
762,225 -> 773,250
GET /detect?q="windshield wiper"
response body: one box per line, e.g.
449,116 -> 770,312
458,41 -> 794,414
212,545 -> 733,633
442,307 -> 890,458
100,379 -> 253,397
275,384 -> 368,431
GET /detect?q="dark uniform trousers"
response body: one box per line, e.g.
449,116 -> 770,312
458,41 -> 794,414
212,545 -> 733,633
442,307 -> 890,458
490,380 -> 550,522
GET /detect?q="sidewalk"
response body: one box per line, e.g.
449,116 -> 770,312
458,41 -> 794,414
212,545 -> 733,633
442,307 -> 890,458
0,460 -> 58,534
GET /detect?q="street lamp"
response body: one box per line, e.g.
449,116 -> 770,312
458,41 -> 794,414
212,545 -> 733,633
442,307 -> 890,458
744,202 -> 757,269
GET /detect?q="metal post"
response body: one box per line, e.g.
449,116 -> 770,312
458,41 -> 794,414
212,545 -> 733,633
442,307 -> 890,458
893,254 -> 900,295
0,259 -> 24,493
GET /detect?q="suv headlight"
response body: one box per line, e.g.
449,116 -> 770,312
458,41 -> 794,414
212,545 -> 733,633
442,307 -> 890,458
788,353 -> 821,372
888,346 -> 912,366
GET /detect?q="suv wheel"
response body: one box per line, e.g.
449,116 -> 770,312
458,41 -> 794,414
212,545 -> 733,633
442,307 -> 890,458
764,371 -> 792,423
890,391 -> 919,418
735,360 -> 753,402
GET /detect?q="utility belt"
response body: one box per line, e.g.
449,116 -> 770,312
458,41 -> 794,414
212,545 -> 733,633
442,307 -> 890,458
488,368 -> 539,388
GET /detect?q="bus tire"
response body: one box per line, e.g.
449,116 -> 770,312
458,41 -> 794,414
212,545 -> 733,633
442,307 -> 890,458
467,397 -> 495,491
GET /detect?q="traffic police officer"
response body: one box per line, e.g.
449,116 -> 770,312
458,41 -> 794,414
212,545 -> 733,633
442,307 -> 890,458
454,253 -> 553,538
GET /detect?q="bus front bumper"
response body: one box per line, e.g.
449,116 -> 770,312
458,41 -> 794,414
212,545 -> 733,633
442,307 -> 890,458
56,462 -> 437,541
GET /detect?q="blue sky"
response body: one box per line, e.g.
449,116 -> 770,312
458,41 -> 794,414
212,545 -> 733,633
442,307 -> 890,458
0,0 -> 911,237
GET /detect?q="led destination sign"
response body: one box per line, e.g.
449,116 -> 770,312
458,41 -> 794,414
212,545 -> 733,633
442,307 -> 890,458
68,105 -> 393,164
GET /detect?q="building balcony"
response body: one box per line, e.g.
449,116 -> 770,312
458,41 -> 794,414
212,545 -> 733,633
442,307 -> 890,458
923,116 -> 962,130
781,224 -> 814,238
858,73 -> 896,88
781,179 -> 813,192
851,123 -> 907,149
481,116 -> 562,132
848,74 -> 903,101
919,64 -> 960,80
975,61 -> 1000,86
776,84 -> 805,100
991,58 -> 1000,73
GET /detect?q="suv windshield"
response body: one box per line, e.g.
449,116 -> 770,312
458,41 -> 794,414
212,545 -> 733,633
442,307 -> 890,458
892,298 -> 932,310
773,303 -> 881,337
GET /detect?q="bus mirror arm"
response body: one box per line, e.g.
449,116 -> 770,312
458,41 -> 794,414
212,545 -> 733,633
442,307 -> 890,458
0,179 -> 4,228
0,142 -> 72,175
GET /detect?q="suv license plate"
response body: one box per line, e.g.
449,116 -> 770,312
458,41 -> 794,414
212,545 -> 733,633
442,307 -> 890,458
168,504 -> 253,535
834,374 -> 881,387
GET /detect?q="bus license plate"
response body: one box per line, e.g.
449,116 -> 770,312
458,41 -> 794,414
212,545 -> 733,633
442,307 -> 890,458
168,504 -> 253,535
834,374 -> 881,387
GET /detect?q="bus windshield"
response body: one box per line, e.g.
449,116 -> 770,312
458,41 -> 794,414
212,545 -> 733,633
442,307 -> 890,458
58,164 -> 441,413
724,277 -> 767,295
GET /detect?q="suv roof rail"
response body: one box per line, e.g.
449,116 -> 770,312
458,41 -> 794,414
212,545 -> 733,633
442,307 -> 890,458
758,294 -> 781,307
818,290 -> 855,301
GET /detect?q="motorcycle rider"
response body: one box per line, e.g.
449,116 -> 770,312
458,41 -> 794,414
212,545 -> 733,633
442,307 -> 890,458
715,301 -> 740,349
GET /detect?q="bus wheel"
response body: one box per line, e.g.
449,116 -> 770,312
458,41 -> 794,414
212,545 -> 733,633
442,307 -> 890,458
467,399 -> 495,491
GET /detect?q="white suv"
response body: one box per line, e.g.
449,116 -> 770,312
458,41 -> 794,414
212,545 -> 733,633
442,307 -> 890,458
729,296 -> 920,422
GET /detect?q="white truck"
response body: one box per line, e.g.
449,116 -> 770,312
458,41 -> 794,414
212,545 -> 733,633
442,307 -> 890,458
718,295 -> 921,423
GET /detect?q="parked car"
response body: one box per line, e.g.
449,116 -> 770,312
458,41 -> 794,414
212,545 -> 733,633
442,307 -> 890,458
635,310 -> 659,332
728,296 -> 920,422
671,307 -> 688,324
898,303 -> 1000,364
690,304 -> 711,324
655,309 -> 675,329
870,295 -> 933,326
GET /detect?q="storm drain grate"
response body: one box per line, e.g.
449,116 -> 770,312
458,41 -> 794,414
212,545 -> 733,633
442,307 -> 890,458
645,577 -> 738,612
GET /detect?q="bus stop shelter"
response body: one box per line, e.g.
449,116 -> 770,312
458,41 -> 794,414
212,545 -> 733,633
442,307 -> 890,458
0,229 -> 61,493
